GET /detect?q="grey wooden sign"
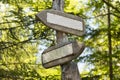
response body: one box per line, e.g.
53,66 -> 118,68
41,41 -> 85,68
36,9 -> 85,36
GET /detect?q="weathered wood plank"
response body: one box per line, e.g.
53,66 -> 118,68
41,41 -> 85,68
36,9 -> 85,36
47,13 -> 83,31
43,43 -> 73,63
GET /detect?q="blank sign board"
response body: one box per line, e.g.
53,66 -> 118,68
41,41 -> 85,68
47,13 -> 83,31
36,9 -> 85,36
43,43 -> 73,63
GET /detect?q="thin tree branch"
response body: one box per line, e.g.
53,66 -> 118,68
111,13 -> 120,18
102,0 -> 120,13
0,35 -> 54,51
85,13 -> 108,19
0,26 -> 21,30
0,62 -> 39,65
0,21 -> 19,24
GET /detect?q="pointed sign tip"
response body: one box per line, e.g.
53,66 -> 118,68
36,9 -> 85,36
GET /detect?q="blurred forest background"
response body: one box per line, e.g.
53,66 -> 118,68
0,0 -> 120,80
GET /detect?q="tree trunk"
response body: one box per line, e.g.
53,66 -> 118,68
107,0 -> 113,80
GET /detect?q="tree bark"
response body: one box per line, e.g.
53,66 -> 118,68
52,0 -> 81,80
107,0 -> 113,80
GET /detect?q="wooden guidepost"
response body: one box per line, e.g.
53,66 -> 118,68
52,0 -> 81,80
36,0 -> 85,79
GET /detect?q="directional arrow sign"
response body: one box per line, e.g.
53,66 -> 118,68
41,41 -> 85,68
36,9 -> 85,36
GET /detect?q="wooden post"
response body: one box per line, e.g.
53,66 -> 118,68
52,0 -> 81,80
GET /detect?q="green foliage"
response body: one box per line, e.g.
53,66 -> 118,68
0,0 -> 120,80
0,0 -> 59,79
79,0 -> 120,80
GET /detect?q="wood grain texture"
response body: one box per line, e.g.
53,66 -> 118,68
38,0 -> 83,80
41,41 -> 85,69
36,9 -> 85,36
47,13 -> 83,30
61,62 -> 81,80
42,43 -> 73,63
